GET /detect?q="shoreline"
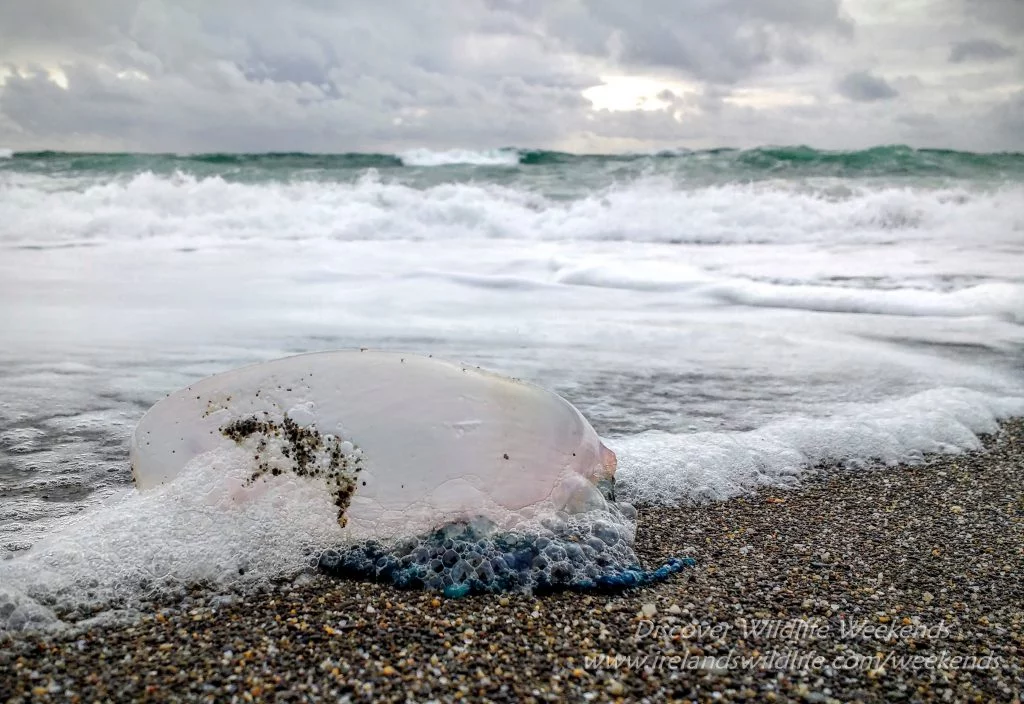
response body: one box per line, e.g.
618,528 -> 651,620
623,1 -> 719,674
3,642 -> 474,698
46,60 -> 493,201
3,419 -> 1022,702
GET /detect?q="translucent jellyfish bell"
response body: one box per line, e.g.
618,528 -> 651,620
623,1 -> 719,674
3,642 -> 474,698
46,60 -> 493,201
131,351 -> 618,540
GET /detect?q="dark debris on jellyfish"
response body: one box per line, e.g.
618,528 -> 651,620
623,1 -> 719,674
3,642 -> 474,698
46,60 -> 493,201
314,515 -> 696,599
220,414 -> 361,527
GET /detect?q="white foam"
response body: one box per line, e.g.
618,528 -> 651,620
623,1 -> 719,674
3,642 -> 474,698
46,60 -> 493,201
0,148 -> 13,159
612,388 -> 1024,506
0,449 -> 344,630
556,261 -> 1024,322
1,172 -> 1021,250
398,148 -> 520,166
706,280 -> 1024,322
555,260 -> 714,291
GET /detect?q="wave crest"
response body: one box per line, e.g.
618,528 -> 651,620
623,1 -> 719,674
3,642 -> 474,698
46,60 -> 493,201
398,148 -> 520,167
2,172 -> 1020,248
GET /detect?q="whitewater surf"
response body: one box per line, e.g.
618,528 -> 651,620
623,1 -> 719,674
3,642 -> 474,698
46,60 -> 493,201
1,146 -> 1022,630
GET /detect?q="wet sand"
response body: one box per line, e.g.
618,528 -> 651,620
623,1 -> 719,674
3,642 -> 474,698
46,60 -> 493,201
3,419 -> 1022,703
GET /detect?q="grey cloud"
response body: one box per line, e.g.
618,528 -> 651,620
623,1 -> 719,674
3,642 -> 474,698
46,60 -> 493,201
949,38 -> 1016,62
0,0 -> 129,59
498,0 -> 852,83
991,90 -> 1024,150
836,71 -> 899,102
963,0 -> 1024,30
0,0 -> 599,151
0,0 -> 1022,152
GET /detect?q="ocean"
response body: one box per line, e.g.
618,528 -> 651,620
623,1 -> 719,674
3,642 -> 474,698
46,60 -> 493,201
1,146 -> 1022,625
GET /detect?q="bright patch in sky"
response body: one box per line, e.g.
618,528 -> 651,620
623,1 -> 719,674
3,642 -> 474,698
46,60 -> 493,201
0,66 -> 68,89
47,68 -> 68,89
116,69 -> 150,82
583,75 -> 696,112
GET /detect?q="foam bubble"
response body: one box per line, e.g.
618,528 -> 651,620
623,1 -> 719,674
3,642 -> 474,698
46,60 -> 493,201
613,388 -> 1024,505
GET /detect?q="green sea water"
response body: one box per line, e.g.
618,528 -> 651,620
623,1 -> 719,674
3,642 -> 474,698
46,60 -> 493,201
3,145 -> 1023,186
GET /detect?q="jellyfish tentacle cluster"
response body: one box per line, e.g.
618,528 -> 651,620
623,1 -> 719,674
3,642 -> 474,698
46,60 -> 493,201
316,514 -> 695,598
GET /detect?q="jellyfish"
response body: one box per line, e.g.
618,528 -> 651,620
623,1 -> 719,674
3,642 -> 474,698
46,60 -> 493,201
130,350 -> 692,595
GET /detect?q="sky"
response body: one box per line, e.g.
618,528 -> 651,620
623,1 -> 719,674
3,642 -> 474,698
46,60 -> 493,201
0,0 -> 1022,153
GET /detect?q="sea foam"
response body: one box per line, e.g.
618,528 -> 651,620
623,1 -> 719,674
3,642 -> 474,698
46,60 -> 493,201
1,172 -> 1021,249
555,262 -> 1024,322
613,388 -> 1024,505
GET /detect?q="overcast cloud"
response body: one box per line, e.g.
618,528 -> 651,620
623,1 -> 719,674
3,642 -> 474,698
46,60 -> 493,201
0,0 -> 1022,152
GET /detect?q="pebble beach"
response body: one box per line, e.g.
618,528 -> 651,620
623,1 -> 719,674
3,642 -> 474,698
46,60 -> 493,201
3,418 -> 1022,703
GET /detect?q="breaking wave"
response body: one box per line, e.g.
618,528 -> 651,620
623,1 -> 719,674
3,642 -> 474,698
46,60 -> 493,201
1,171 -> 1021,248
398,148 -> 521,167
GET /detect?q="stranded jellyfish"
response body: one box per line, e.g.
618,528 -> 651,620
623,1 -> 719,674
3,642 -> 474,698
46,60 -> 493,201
130,351 -> 692,596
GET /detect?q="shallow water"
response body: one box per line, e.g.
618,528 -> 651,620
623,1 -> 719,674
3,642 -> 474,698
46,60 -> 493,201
0,147 -> 1022,623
